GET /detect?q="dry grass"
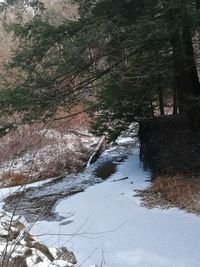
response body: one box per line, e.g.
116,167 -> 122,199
0,124 -> 54,163
0,116 -> 97,187
1,171 -> 30,187
38,148 -> 90,179
136,174 -> 200,214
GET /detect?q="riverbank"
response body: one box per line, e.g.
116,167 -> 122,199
0,125 -> 101,188
30,141 -> 200,267
0,210 -> 77,267
1,124 -> 200,267
0,128 -> 136,222
138,114 -> 200,214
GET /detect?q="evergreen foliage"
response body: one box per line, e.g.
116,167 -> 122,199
0,0 -> 200,139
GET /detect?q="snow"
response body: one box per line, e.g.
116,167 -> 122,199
30,147 -> 200,267
0,128 -> 99,187
116,136 -> 135,144
49,260 -> 73,267
0,127 -> 200,267
0,210 -> 76,267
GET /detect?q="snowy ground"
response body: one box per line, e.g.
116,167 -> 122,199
0,132 -> 134,222
29,145 -> 200,267
0,127 -> 99,187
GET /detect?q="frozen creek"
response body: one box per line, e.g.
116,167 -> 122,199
1,129 -> 200,267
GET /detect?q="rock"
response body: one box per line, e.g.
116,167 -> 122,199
0,210 -> 77,267
9,230 -> 20,240
8,255 -> 27,267
24,232 -> 35,245
32,242 -> 54,262
24,249 -> 32,257
12,220 -> 25,231
57,247 -> 77,264
35,255 -> 43,264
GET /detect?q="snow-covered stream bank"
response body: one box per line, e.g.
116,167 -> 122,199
31,148 -> 200,267
1,130 -> 200,267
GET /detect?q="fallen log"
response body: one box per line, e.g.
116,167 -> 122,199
86,136 -> 106,167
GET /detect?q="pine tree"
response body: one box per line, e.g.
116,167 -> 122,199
0,0 -> 200,138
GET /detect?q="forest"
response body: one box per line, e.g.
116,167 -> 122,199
0,0 -> 200,136
0,1 -> 200,267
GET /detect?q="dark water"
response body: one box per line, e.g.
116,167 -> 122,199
2,128 -> 137,223
94,161 -> 117,180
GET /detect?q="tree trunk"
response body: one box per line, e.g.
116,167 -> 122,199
149,96 -> 155,119
86,136 -> 106,167
171,31 -> 188,112
181,8 -> 200,97
171,5 -> 200,129
196,0 -> 200,10
158,74 -> 165,115
173,79 -> 178,115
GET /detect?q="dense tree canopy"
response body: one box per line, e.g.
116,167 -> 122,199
0,0 -> 200,138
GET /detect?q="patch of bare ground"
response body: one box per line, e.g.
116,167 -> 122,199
138,114 -> 200,214
135,174 -> 200,214
1,172 -> 30,187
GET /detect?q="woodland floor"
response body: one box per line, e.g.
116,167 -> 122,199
138,114 -> 200,213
